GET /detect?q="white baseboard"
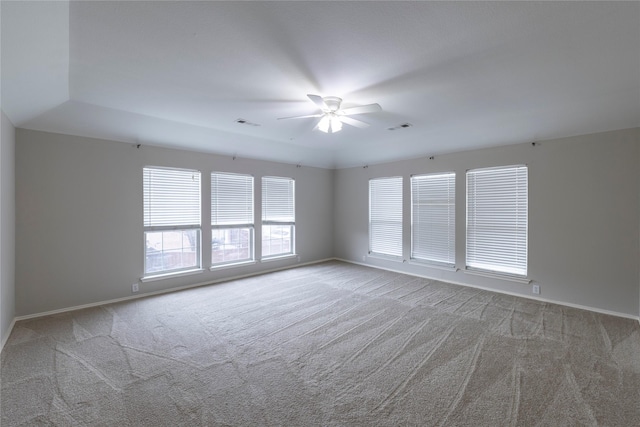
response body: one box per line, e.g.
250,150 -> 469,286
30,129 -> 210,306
335,258 -> 640,322
1,317 -> 17,353
4,256 -> 639,351
12,258 -> 335,323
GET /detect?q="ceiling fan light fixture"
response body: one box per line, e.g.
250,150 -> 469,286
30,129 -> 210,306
279,94 -> 381,133
330,116 -> 342,133
318,115 -> 330,133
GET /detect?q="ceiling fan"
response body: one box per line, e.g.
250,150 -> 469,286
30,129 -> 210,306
278,94 -> 382,133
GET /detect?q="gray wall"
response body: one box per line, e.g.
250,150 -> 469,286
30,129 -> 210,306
15,129 -> 333,316
11,126 -> 640,319
334,128 -> 640,317
1,110 -> 16,346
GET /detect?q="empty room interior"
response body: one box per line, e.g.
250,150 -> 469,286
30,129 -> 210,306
1,1 -> 639,426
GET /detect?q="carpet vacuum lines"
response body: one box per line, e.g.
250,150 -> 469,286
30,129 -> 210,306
2,261 -> 639,426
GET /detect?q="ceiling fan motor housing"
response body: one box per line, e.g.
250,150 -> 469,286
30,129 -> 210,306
323,96 -> 342,112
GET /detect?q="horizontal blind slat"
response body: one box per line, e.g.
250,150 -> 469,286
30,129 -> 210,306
143,167 -> 201,227
262,177 -> 295,222
369,176 -> 403,257
262,176 -> 295,258
411,172 -> 455,266
211,172 -> 254,225
466,165 -> 527,276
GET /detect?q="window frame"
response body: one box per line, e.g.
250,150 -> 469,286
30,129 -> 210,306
261,176 -> 295,259
466,164 -> 528,277
211,172 -> 255,268
143,166 -> 202,278
369,176 -> 403,259
410,172 -> 456,268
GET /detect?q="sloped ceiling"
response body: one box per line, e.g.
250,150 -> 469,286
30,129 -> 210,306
2,1 -> 639,168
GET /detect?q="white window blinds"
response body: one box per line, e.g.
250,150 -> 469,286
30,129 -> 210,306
466,165 -> 528,276
211,172 -> 254,226
143,167 -> 201,229
411,172 -> 455,267
369,176 -> 403,258
262,177 -> 295,223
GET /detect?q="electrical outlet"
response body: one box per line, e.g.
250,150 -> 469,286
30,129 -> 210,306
362,255 -> 366,262
532,284 -> 540,295
296,255 -> 300,262
132,283 -> 139,293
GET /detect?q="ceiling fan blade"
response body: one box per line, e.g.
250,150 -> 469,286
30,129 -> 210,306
277,113 -> 323,120
340,103 -> 382,116
307,94 -> 327,109
340,116 -> 370,129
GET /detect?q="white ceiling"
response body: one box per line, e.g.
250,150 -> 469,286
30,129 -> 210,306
2,1 -> 639,169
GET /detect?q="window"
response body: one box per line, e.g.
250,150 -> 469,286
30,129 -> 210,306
211,172 -> 254,267
411,172 -> 455,267
262,176 -> 295,258
369,176 -> 403,258
143,167 -> 201,276
466,165 -> 528,276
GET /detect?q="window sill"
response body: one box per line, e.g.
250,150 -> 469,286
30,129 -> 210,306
210,260 -> 257,271
408,260 -> 458,272
261,254 -> 298,263
141,268 -> 204,283
367,253 -> 404,263
463,268 -> 531,284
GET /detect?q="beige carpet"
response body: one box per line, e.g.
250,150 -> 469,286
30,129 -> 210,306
2,261 -> 639,426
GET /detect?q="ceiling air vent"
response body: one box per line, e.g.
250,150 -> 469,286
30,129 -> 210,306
235,118 -> 261,127
388,123 -> 413,131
